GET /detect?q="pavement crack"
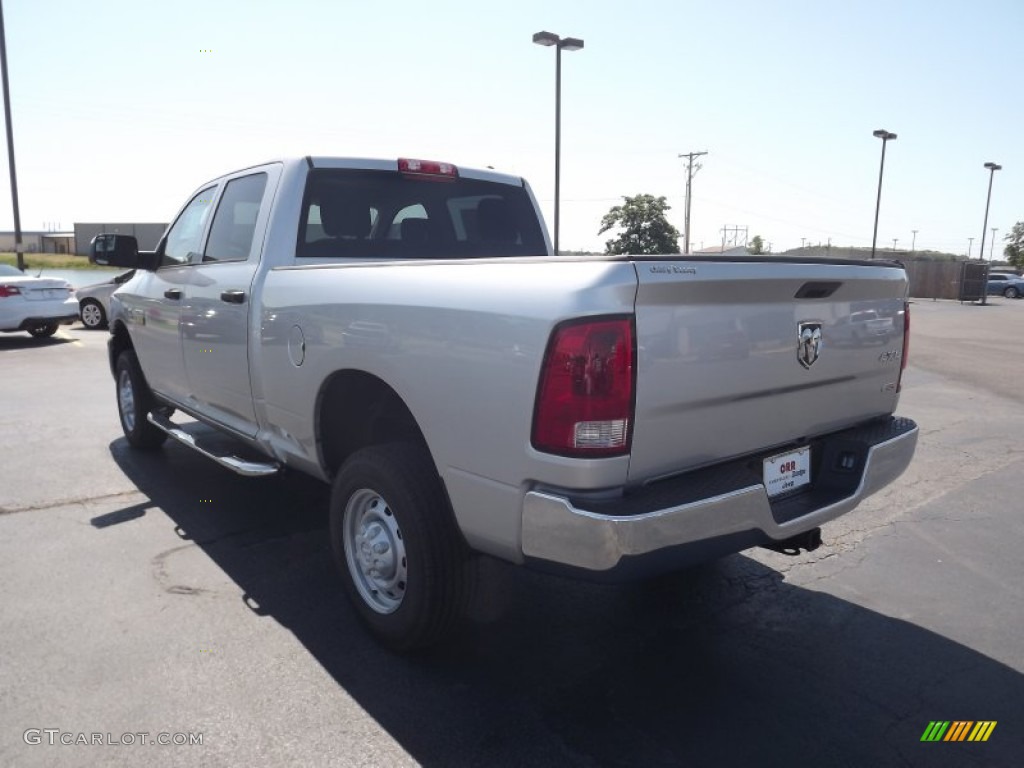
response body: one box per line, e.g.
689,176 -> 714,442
0,490 -> 145,517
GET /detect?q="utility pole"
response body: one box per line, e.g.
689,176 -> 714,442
678,151 -> 707,255
892,238 -> 898,252
990,228 -> 998,260
800,237 -> 806,248
968,237 -> 973,258
911,229 -> 918,254
0,0 -> 24,272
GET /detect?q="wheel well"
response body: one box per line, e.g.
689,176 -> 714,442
108,322 -> 133,376
317,371 -> 428,477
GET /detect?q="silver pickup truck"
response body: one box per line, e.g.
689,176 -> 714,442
92,157 -> 917,649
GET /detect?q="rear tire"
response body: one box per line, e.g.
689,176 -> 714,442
80,299 -> 107,329
115,350 -> 168,450
329,442 -> 473,650
1004,286 -> 1019,299
27,323 -> 58,338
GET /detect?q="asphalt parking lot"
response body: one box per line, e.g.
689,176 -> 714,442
1,298 -> 1022,767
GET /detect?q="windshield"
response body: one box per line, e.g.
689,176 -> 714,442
297,169 -> 546,260
0,264 -> 25,276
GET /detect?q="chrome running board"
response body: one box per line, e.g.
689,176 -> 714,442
147,412 -> 279,477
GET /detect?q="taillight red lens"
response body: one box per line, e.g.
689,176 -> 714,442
897,301 -> 910,392
532,316 -> 635,457
0,285 -> 22,298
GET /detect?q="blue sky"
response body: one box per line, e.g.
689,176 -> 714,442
2,0 -> 1021,255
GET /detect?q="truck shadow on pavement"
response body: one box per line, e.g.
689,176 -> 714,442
108,437 -> 1023,768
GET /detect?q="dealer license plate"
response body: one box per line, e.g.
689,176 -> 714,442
763,446 -> 811,498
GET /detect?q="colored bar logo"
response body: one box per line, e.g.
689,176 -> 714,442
921,721 -> 997,742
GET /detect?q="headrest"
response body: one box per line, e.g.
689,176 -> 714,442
317,191 -> 370,238
400,218 -> 431,243
477,198 -> 517,243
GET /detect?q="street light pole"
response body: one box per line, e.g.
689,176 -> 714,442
533,31 -> 584,256
967,237 -> 973,258
977,162 -> 1001,263
0,0 -> 24,272
870,129 -> 897,259
977,162 -> 1001,306
990,228 -> 998,260
911,229 -> 918,254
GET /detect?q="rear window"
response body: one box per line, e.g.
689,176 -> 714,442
296,169 -> 546,259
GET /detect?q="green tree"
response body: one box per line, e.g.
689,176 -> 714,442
599,194 -> 680,255
749,235 -> 765,254
1004,221 -> 1024,268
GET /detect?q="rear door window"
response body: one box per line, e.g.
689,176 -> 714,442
203,172 -> 268,263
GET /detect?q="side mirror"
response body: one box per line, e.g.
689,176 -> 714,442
90,234 -> 140,268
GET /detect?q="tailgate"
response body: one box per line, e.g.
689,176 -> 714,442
628,258 -> 908,483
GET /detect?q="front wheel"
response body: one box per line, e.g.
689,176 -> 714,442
115,350 -> 168,449
329,442 -> 473,650
27,322 -> 58,338
1005,286 -> 1019,299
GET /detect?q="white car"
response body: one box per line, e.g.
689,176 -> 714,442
76,270 -> 135,329
0,264 -> 78,338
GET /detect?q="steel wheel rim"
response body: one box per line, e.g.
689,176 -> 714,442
343,488 -> 408,614
82,303 -> 103,326
118,368 -> 136,431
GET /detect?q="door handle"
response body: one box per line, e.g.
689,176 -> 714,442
164,289 -> 183,300
220,290 -> 246,304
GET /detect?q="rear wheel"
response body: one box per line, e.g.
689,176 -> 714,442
115,350 -> 168,449
329,442 -> 473,650
80,300 -> 107,329
1004,286 -> 1019,299
27,323 -> 58,338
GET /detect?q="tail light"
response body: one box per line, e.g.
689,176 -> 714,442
897,300 -> 910,392
398,158 -> 458,182
532,316 -> 635,457
0,285 -> 22,298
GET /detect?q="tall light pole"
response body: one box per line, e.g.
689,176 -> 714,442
533,30 -> 584,256
870,129 -> 897,259
892,237 -> 898,252
911,229 -> 918,254
0,0 -> 24,272
977,162 -> 1001,264
990,228 -> 998,260
967,237 -> 973,258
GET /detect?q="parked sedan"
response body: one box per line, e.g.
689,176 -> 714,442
0,264 -> 78,338
76,270 -> 135,329
987,272 -> 1024,299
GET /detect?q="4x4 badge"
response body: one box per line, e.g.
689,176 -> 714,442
797,322 -> 823,368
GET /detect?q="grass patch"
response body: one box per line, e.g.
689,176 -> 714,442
0,252 -> 113,270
